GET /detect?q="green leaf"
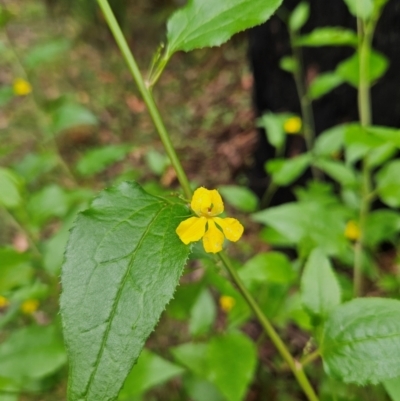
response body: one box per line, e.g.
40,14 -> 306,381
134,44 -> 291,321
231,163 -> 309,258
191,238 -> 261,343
189,289 -> 216,337
314,159 -> 357,186
336,50 -> 389,87
365,210 -> 400,247
321,298 -> 400,384
76,145 -> 132,177
296,27 -> 358,47
343,0 -> 374,19
376,160 -> 400,207
289,2 -> 310,31
257,112 -> 286,148
51,102 -> 98,135
24,39 -> 71,70
13,152 -> 57,182
166,0 -> 283,55
314,124 -> 345,157
308,72 -> 344,99
0,168 -> 23,209
27,185 -> 69,226
218,185 -> 258,212
118,350 -> 184,399
239,252 -> 296,287
267,153 -> 312,186
383,377 -> 400,401
300,249 -> 341,319
173,333 -> 257,401
279,56 -> 298,73
0,248 -> 32,292
207,333 -> 256,401
0,325 -> 66,381
60,181 -> 190,401
145,149 -> 169,176
252,197 -> 349,257
184,376 -> 224,401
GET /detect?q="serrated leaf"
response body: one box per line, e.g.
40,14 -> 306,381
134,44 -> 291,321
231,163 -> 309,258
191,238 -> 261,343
218,185 -> 258,212
336,50 -> 389,87
321,298 -> 400,384
60,181 -> 190,401
301,249 -> 341,319
296,27 -> 358,47
308,72 -> 344,99
166,0 -> 283,56
289,2 -> 310,31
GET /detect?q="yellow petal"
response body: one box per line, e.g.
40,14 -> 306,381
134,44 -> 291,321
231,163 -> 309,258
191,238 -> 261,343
176,216 -> 207,245
203,220 -> 224,253
209,189 -> 224,216
191,187 -> 224,216
214,217 -> 244,242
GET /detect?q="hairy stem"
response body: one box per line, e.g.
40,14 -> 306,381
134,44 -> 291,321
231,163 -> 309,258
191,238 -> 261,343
97,0 -> 192,199
218,253 -> 319,401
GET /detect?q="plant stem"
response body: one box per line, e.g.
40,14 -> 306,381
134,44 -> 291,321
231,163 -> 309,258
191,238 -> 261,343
353,18 -> 374,297
218,252 -> 319,401
289,30 -> 321,180
98,2 -> 319,399
97,0 -> 192,199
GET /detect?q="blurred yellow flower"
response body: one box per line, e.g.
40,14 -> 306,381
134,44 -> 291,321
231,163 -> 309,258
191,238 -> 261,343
13,78 -> 32,96
176,187 -> 244,253
0,296 -> 9,308
284,116 -> 302,134
21,299 -> 39,314
219,295 -> 235,312
345,220 -> 361,241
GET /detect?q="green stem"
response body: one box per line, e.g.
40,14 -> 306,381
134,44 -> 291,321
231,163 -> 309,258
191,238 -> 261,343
96,0 -> 192,199
353,18 -> 374,297
300,349 -> 321,367
218,253 -> 319,401
98,2 -> 318,399
289,30 -> 321,180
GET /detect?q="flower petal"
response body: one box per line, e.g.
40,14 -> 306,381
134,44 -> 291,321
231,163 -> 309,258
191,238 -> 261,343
176,216 -> 207,244
203,219 -> 224,253
209,189 -> 224,216
191,187 -> 224,216
214,217 -> 244,242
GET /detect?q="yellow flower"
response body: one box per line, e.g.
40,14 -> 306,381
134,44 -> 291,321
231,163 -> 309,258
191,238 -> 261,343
284,116 -> 302,134
345,220 -> 361,241
13,78 -> 32,96
176,187 -> 244,253
219,295 -> 235,312
20,299 -> 39,314
0,296 -> 9,308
